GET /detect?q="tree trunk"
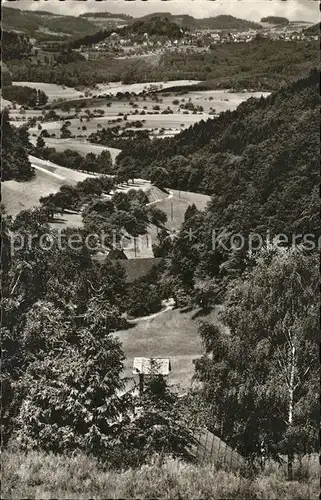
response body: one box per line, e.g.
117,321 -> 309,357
287,343 -> 296,481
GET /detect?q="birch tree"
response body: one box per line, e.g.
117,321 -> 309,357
194,246 -> 319,476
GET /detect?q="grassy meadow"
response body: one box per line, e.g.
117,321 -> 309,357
29,137 -> 121,163
1,155 -> 94,216
115,306 -> 223,391
12,81 -> 83,102
2,451 -> 318,500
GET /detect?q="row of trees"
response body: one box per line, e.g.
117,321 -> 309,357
36,143 -> 113,175
89,126 -> 150,151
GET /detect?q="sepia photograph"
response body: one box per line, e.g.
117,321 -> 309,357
1,0 -> 319,498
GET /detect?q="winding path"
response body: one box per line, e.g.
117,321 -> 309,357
129,299 -> 175,323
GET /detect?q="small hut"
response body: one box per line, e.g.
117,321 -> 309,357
133,357 -> 171,395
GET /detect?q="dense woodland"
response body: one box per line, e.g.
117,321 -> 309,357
2,86 -> 48,107
2,7 -> 98,40
2,31 -> 33,61
3,22 -> 318,90
304,22 -> 320,36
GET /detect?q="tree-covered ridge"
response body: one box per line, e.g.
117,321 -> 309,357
1,110 -> 34,182
6,34 -> 318,90
2,7 -> 98,39
117,70 -> 319,235
79,11 -> 262,31
80,12 -> 133,20
120,16 -> 186,39
131,13 -> 262,31
261,16 -> 289,25
196,14 -> 262,30
2,31 -> 33,62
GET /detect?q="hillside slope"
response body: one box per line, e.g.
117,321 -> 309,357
1,156 -> 94,216
131,13 -> 262,31
2,6 -> 97,39
304,23 -> 320,36
117,69 -> 319,236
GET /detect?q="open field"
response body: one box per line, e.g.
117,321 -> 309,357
115,307 -> 223,391
12,81 -> 83,102
94,80 -> 202,96
29,137 -> 121,163
10,80 -> 202,103
154,188 -> 211,231
22,88 -> 270,140
28,114 -> 206,139
2,156 -> 94,216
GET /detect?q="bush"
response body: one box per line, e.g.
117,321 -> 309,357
2,86 -> 48,107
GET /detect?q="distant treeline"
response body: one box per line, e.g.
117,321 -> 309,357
7,39 -> 319,91
36,145 -> 113,175
261,16 -> 289,25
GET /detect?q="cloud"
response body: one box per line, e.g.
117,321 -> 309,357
3,0 -> 319,22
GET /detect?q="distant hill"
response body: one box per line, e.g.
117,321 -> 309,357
261,16 -> 289,26
68,15 -> 186,50
121,16 -> 186,38
79,12 -> 133,30
2,6 -> 98,40
78,11 -> 262,32
138,13 -> 262,31
80,12 -> 133,20
196,15 -> 262,31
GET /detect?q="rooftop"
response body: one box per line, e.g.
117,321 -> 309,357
133,357 -> 171,376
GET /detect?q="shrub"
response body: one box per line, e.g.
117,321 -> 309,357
2,86 -> 48,107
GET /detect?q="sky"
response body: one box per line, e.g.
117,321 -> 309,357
2,0 -> 320,22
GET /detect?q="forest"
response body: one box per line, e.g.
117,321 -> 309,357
4,23 -> 318,90
115,69 -> 319,237
2,85 -> 48,107
261,16 -> 289,25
